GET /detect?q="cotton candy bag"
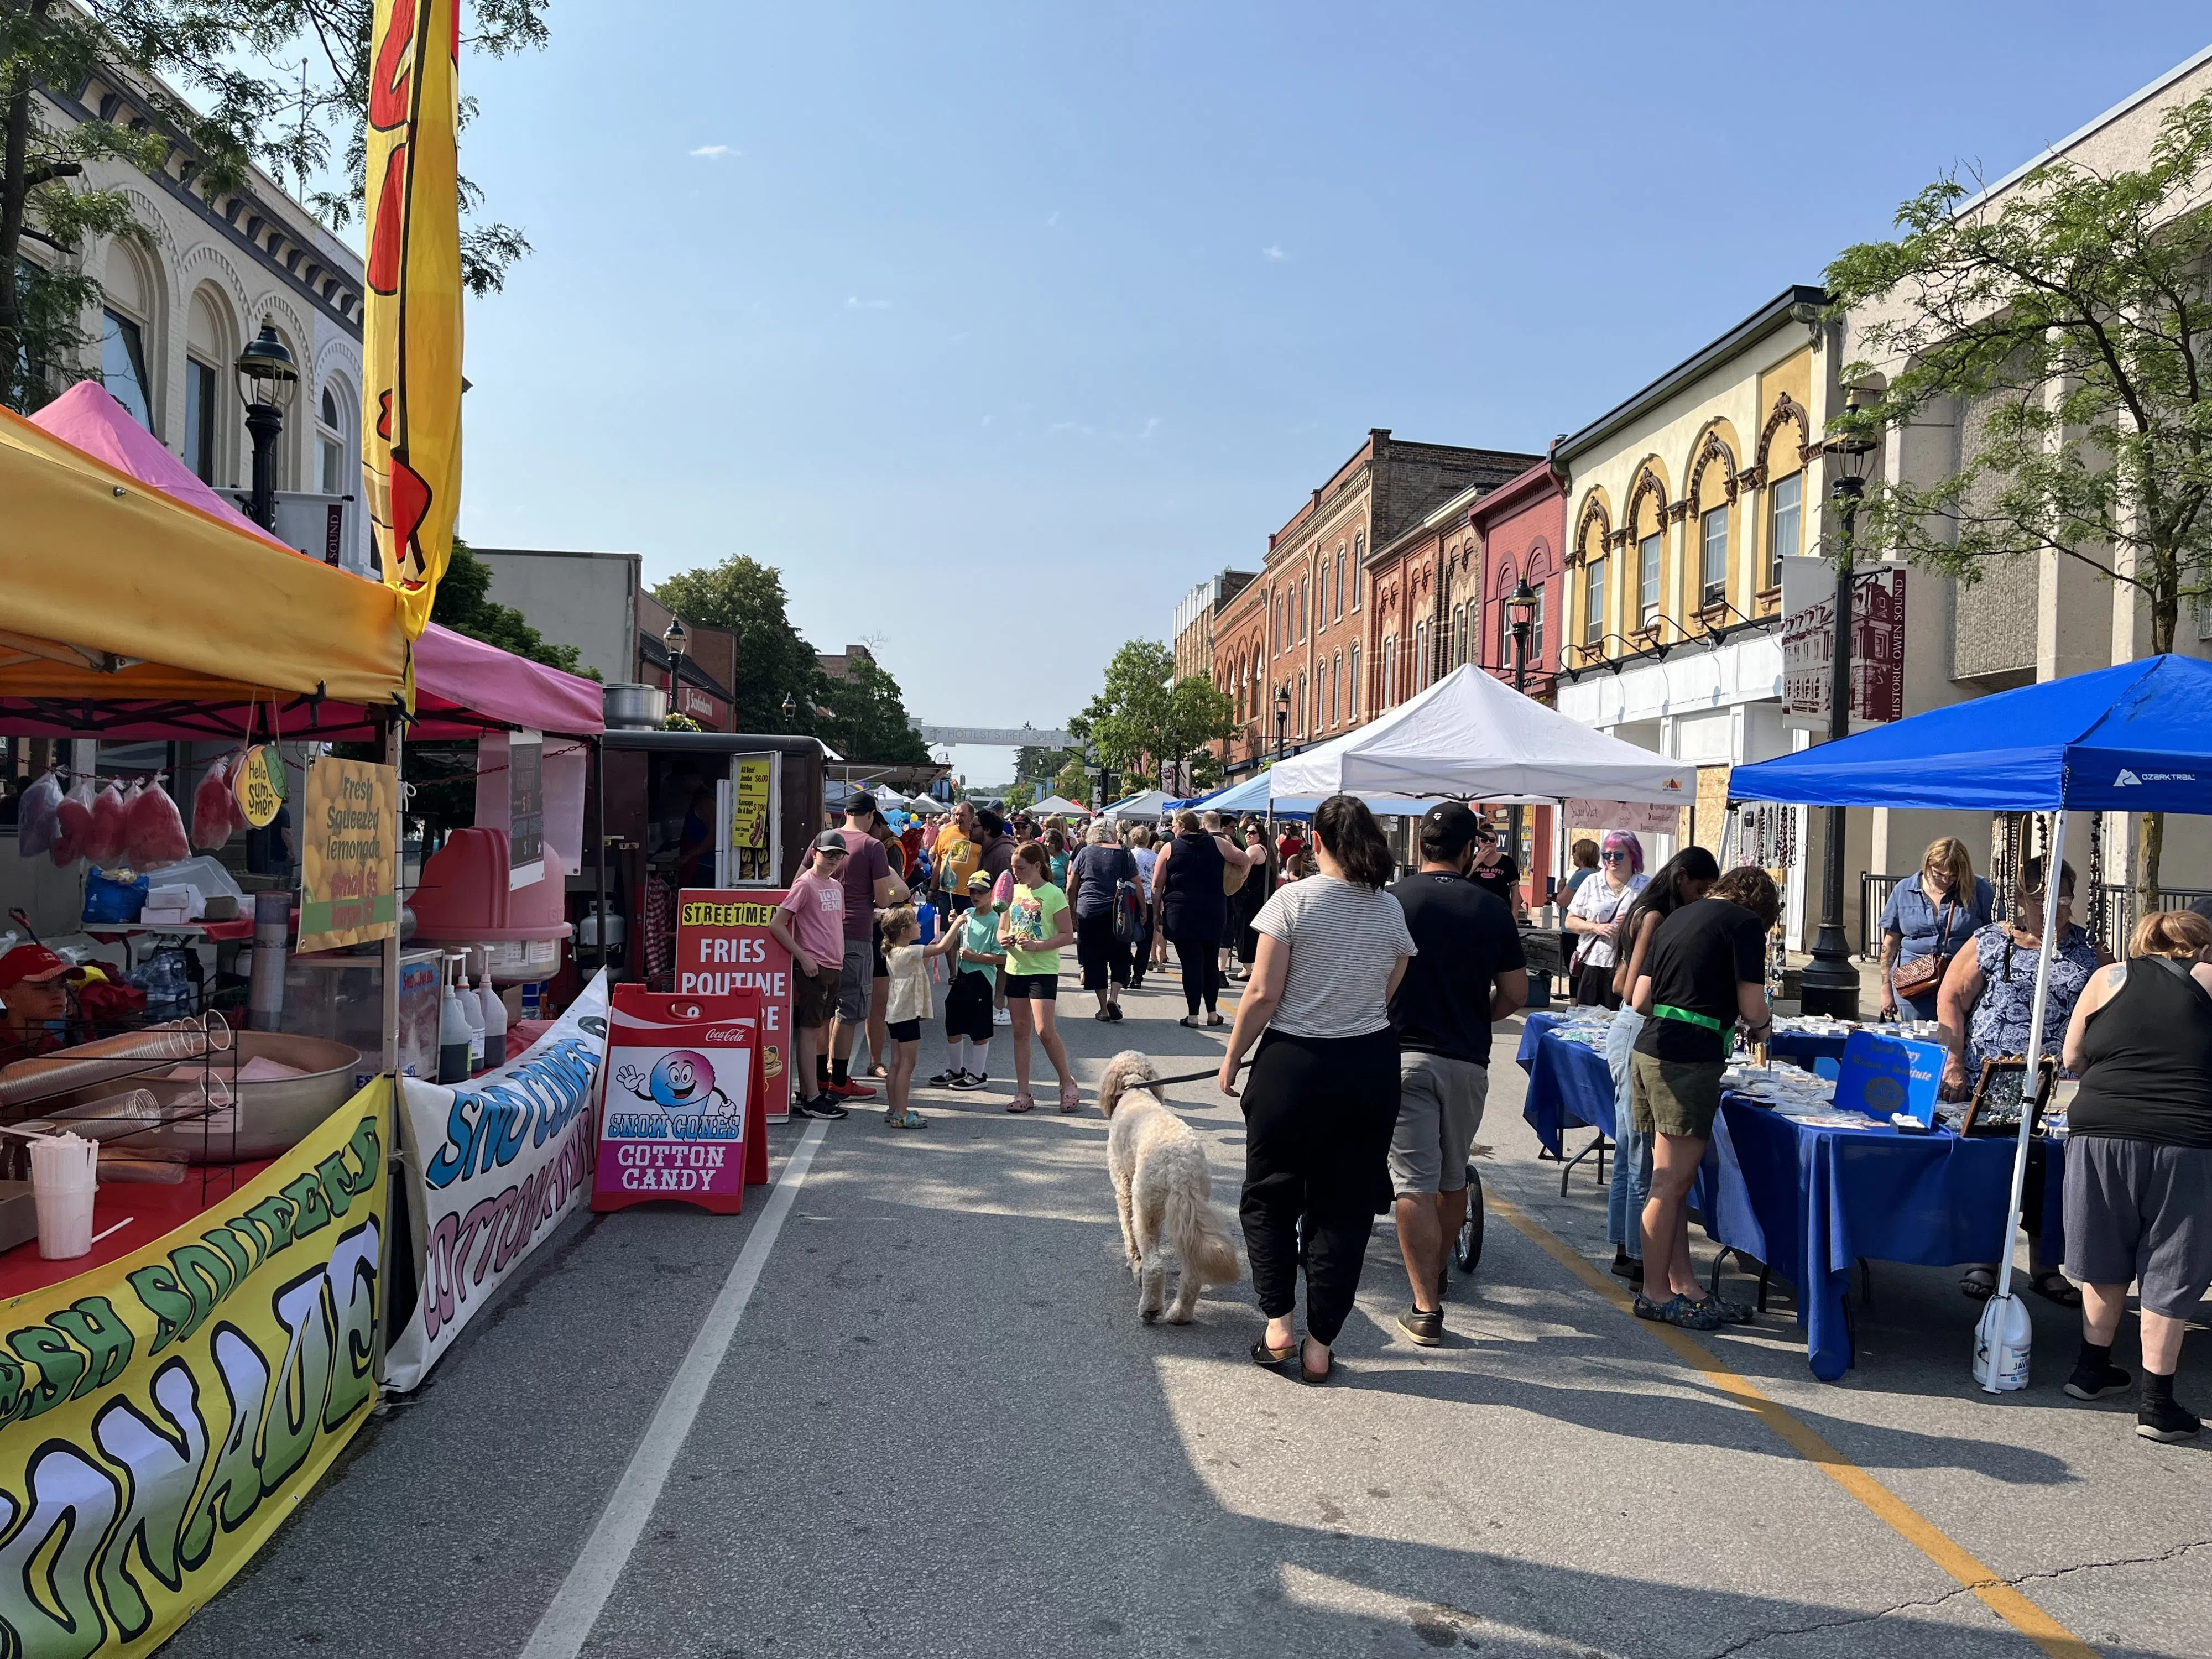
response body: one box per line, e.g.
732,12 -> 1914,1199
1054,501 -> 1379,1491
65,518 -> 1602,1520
15,771 -> 62,858
191,757 -> 238,851
52,776 -> 95,866
86,782 -> 129,865
125,775 -> 191,867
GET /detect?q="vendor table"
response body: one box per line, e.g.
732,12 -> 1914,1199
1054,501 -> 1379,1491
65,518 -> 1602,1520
0,1160 -> 269,1300
1704,1097 -> 2069,1381
1517,1011 -> 1616,1153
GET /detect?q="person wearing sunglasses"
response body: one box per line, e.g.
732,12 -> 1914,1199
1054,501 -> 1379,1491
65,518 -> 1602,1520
1563,831 -> 1646,1008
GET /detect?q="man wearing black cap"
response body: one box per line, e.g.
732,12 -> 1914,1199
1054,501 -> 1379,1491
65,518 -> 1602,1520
1386,802 -> 1527,1344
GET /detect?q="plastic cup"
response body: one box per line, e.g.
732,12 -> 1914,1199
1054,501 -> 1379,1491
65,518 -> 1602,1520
30,1133 -> 99,1260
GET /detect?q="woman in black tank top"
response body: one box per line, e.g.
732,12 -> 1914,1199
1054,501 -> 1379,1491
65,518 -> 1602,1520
2057,909 -> 2212,1442
1152,810 -> 1240,1025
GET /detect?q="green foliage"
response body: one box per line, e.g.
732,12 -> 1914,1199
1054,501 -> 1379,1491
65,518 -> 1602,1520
1050,758 -> 1090,805
430,540 -> 592,677
653,555 -> 824,736
653,553 -> 928,761
2,0 -> 548,410
1826,91 -> 2212,898
1077,639 -> 1238,787
1014,744 -> 1077,786
1004,782 -> 1035,812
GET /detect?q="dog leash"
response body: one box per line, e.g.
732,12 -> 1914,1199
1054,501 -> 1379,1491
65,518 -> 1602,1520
1142,1057 -> 1250,1089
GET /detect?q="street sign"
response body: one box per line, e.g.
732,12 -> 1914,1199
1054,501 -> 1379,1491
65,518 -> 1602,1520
1780,559 -> 1906,726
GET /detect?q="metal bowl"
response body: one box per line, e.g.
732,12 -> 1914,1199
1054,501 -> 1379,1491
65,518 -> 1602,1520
30,1031 -> 364,1163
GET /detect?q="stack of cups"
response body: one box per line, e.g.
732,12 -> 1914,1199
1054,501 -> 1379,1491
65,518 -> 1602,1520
30,1132 -> 99,1260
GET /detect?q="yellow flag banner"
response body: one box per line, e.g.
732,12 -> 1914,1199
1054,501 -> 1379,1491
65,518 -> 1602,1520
362,0 -> 463,641
0,1083 -> 391,1657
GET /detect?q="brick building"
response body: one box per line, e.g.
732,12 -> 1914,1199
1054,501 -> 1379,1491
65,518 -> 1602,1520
1211,429 -> 1540,774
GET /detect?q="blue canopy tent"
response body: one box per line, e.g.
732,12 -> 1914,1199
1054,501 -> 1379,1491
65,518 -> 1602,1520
1727,654 -> 2212,1390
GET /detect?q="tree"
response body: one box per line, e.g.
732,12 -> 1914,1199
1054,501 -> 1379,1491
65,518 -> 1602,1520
1050,758 -> 1090,805
1014,744 -> 1077,787
431,539 -> 591,676
1827,92 -> 2212,900
653,555 -> 823,735
2,0 -> 546,411
815,651 -> 929,764
1078,639 -> 1237,791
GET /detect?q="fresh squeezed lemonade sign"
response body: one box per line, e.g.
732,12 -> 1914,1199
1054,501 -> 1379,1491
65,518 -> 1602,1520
676,890 -> 792,1123
300,758 -> 398,953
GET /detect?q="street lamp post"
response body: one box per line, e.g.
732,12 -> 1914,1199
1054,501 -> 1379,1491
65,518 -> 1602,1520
1800,395 -> 1880,1019
1506,578 -> 1538,901
661,616 -> 688,716
781,692 -> 798,731
233,322 -> 298,531
1273,683 -> 1289,767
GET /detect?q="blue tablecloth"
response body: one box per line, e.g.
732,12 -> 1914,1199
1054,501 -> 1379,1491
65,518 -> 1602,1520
1767,1028 -> 1851,1070
1516,1012 -> 1618,1154
1703,1097 -> 2070,1381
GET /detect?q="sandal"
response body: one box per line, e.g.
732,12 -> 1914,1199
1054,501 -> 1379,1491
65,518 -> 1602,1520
1959,1266 -> 1997,1302
1095,1009 -> 1113,1022
1007,1095 -> 1036,1114
1298,1338 -> 1333,1385
1107,1004 -> 1124,1022
883,1108 -> 928,1129
1251,1335 -> 1297,1369
2031,1269 -> 2083,1308
1178,1015 -> 1202,1029
1058,1081 -> 1082,1113
1206,1013 -> 1226,1027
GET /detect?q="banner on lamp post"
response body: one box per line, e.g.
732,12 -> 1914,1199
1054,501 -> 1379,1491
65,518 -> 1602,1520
1780,557 -> 1907,728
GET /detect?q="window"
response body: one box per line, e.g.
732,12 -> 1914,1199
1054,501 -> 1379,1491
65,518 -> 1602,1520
1700,503 -> 1729,608
184,358 -> 218,483
1352,535 -> 1364,608
1311,672 -> 1322,732
1532,582 -> 1547,663
1452,604 -> 1468,669
1298,578 -> 1308,641
317,386 -> 346,496
1297,673 -> 1307,735
1415,620 -> 1428,690
1637,533 -> 1661,628
101,309 -> 152,429
1349,643 -> 1361,716
1384,636 -> 1397,706
1335,550 -> 1346,619
1499,591 -> 1513,669
1767,471 -> 1802,588
1583,556 -> 1606,646
1330,653 -> 1341,726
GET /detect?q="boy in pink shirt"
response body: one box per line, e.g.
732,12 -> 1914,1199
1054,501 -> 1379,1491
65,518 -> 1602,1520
769,832 -> 852,1120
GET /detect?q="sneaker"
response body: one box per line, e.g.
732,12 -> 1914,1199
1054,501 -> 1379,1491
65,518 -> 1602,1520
791,1094 -> 849,1121
926,1069 -> 965,1088
1397,1307 -> 1444,1347
828,1079 -> 877,1100
992,1008 -> 1013,1026
2065,1361 -> 2133,1401
2138,1396 -> 2202,1443
950,1072 -> 989,1090
1657,1295 -> 1723,1332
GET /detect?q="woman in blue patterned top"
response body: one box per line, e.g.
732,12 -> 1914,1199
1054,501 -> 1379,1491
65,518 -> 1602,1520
1936,855 -> 2110,1305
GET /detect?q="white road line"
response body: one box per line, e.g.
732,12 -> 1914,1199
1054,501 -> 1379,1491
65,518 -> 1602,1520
518,1119 -> 831,1659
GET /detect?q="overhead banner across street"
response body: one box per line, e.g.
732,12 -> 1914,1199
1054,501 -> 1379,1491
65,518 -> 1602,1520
387,972 -> 610,1392
0,1084 -> 390,1658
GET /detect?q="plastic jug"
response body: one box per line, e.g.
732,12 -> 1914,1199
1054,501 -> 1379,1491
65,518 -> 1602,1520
476,970 -> 507,1066
457,966 -> 486,1072
437,959 -> 473,1084
1973,1291 -> 2032,1392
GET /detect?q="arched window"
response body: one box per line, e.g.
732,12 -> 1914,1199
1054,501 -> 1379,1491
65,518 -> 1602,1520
1352,536 -> 1364,609
1298,578 -> 1308,642
317,385 -> 348,496
1330,653 -> 1341,727
1451,604 -> 1467,669
1414,620 -> 1428,691
1318,561 -> 1331,631
99,244 -> 156,432
1335,550 -> 1347,620
1348,642 -> 1361,717
1297,672 -> 1307,737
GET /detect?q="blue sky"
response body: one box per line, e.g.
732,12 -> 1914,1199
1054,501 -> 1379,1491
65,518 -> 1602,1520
448,3 -> 2212,784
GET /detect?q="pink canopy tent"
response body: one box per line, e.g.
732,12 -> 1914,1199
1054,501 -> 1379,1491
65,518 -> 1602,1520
9,385 -> 601,740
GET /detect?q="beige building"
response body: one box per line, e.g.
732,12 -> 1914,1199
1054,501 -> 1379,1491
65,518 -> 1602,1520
1171,571 -> 1255,686
20,64 -> 371,571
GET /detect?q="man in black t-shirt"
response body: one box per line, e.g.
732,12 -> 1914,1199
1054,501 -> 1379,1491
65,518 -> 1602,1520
1628,867 -> 1777,1331
1465,825 -> 1522,916
1384,803 -> 1528,1345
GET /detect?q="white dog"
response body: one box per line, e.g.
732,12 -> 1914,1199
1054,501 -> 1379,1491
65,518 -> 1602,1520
1096,1051 -> 1241,1323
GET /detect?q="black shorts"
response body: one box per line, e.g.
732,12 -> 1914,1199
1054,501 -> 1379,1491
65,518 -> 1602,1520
1003,972 -> 1058,1001
886,1018 -> 922,1044
872,921 -> 889,980
945,971 -> 995,1041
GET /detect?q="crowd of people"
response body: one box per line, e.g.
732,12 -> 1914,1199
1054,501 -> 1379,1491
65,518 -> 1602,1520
765,790 -> 2210,1439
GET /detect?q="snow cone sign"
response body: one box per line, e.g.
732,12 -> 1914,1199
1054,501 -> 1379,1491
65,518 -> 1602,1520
593,985 -> 771,1214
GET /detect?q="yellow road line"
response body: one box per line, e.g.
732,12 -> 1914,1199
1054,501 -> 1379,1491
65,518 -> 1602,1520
1485,1191 -> 2100,1659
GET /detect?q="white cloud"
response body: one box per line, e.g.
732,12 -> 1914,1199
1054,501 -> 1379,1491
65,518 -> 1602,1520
690,144 -> 738,159
1046,209 -> 1061,227
1139,416 -> 1159,440
843,296 -> 892,311
1262,244 -> 1286,261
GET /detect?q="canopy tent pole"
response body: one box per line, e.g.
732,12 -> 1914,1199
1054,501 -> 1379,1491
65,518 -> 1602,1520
1986,808 -> 2067,1382
381,706 -> 404,1076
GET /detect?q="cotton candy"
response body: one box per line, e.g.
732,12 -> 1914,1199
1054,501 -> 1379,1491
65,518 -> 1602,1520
15,771 -> 61,858
52,776 -> 95,866
125,776 -> 191,867
192,757 -> 237,851
86,781 -> 129,865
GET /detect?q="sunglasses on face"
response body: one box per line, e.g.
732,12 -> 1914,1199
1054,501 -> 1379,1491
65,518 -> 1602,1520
1601,851 -> 1630,863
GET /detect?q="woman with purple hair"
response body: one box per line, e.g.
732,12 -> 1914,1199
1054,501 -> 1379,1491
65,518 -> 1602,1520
1563,831 -> 1647,1008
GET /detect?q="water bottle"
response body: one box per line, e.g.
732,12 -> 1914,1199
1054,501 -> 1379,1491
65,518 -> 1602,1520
1973,1290 -> 2033,1392
476,970 -> 507,1068
437,959 -> 473,1085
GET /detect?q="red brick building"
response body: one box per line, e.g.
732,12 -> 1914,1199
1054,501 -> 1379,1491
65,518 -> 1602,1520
1210,430 -> 1540,774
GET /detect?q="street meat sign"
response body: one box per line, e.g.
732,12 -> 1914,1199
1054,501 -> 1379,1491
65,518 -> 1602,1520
1781,559 -> 1906,724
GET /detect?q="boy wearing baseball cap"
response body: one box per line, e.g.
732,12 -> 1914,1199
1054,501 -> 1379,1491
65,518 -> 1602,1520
0,945 -> 87,1067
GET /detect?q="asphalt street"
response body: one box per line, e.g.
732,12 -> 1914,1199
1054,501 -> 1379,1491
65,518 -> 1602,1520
159,966 -> 2212,1659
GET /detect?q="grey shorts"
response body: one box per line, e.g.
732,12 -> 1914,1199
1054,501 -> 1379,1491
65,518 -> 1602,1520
1390,1051 -> 1489,1197
837,938 -> 872,1022
2062,1136 -> 2212,1319
1630,1053 -> 1723,1141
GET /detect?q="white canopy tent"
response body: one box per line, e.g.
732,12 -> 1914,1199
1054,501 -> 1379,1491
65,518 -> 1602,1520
1099,789 -> 1176,821
1028,794 -> 1092,817
1267,664 -> 1695,805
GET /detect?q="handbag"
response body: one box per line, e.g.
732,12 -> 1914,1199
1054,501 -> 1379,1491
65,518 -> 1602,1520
1220,838 -> 1250,896
1890,896 -> 1956,999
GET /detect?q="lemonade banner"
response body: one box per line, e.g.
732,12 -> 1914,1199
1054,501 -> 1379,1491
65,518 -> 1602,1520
385,973 -> 608,1392
299,757 -> 397,954
0,1083 -> 390,1658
